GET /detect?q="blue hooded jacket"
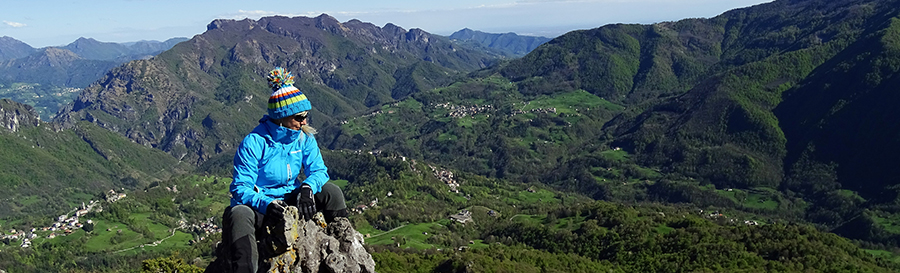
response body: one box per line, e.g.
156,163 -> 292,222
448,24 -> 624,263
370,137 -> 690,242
230,116 -> 329,214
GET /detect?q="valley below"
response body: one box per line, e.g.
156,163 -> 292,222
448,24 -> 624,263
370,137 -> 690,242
5,0 -> 900,272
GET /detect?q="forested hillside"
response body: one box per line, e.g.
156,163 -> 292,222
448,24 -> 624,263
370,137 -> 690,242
0,99 -> 192,226
4,152 -> 899,272
324,0 -> 900,246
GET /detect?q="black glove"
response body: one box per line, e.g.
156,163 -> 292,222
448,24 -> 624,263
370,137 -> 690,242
287,184 -> 317,220
266,199 -> 287,220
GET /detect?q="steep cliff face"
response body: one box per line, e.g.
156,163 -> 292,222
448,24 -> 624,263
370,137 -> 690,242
55,14 -> 498,165
0,99 -> 41,132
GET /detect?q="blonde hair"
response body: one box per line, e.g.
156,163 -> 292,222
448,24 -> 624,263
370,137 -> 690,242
297,111 -> 316,135
301,125 -> 317,135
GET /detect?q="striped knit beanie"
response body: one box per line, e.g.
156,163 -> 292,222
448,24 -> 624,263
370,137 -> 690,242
267,67 -> 311,119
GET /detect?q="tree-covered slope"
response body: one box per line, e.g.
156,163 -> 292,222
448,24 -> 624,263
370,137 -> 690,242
4,152 -> 898,272
607,0 -> 894,188
604,0 -> 900,234
0,99 -> 191,224
322,0 -> 900,243
329,0 -> 875,183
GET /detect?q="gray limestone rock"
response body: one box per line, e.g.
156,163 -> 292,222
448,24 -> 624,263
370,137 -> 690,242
208,207 -> 376,273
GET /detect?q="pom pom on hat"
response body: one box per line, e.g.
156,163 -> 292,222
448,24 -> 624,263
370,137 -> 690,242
267,67 -> 295,91
267,67 -> 311,119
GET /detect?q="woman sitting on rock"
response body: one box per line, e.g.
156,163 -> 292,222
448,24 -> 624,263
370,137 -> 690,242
222,67 -> 348,273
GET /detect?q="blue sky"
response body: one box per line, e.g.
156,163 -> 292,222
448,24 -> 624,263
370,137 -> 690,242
2,0 -> 772,48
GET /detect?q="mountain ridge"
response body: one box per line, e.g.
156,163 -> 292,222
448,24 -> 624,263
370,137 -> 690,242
62,37 -> 190,62
0,36 -> 36,61
449,28 -> 552,57
53,14 -> 500,165
0,47 -> 118,88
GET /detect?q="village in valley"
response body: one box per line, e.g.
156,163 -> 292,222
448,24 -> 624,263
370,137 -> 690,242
339,99 -> 564,128
0,186 -> 223,250
0,190 -> 119,249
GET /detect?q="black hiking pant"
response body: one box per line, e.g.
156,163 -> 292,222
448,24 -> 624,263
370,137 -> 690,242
222,182 -> 348,273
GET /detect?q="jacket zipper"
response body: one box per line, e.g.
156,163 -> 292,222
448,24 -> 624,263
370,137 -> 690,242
286,163 -> 292,183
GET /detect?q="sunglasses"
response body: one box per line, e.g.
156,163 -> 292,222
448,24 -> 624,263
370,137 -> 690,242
293,114 -> 308,123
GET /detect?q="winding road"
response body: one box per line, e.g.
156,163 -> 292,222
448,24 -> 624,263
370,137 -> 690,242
113,217 -> 187,253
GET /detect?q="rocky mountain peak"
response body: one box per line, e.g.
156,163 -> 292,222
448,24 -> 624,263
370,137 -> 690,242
41,47 -> 81,58
453,28 -> 476,37
206,18 -> 257,32
66,37 -> 102,49
61,37 -> 135,61
0,36 -> 25,43
314,13 -> 343,29
382,23 -> 407,38
404,28 -> 431,44
23,47 -> 83,67
72,37 -> 96,43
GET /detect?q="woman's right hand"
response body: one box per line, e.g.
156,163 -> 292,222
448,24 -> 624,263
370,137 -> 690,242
266,199 -> 287,218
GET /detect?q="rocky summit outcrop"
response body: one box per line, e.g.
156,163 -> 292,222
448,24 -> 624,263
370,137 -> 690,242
207,207 -> 376,273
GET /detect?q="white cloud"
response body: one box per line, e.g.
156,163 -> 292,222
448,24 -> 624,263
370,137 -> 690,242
3,21 -> 26,28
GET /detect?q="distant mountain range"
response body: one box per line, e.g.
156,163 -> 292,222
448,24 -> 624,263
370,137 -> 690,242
0,48 -> 117,88
0,36 -> 188,119
62,37 -> 188,62
0,36 -> 189,62
448,28 -> 552,57
0,37 -> 190,87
